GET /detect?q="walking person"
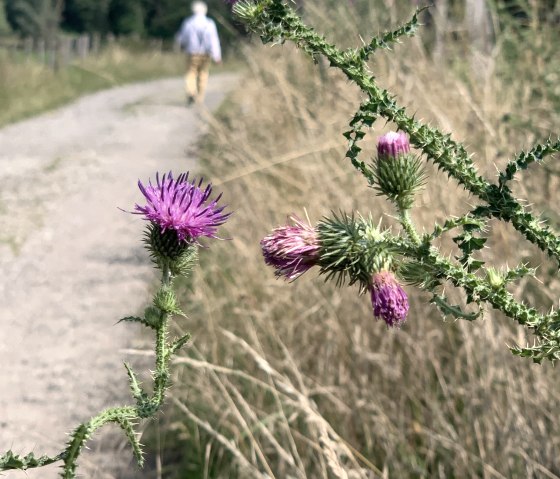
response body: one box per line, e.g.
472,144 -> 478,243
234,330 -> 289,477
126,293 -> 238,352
177,1 -> 222,105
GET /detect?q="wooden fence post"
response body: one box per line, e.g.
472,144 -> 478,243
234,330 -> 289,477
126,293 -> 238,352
57,36 -> 72,68
91,33 -> 101,55
23,37 -> 33,60
77,34 -> 89,59
36,38 -> 45,64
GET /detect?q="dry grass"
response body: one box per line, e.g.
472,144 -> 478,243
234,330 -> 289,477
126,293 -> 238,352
141,2 -> 560,477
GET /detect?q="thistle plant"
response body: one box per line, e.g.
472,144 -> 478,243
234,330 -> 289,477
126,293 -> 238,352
234,0 -> 560,362
0,171 -> 230,478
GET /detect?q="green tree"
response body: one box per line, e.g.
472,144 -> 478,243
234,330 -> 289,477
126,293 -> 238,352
143,0 -> 187,38
62,0 -> 110,32
108,0 -> 144,35
6,0 -> 62,41
0,0 -> 12,34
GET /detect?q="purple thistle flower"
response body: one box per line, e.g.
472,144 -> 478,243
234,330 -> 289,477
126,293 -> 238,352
370,271 -> 409,328
377,131 -> 410,159
135,172 -> 230,243
261,216 -> 320,280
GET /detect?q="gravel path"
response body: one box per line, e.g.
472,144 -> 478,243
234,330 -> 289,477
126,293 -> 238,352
0,74 -> 237,478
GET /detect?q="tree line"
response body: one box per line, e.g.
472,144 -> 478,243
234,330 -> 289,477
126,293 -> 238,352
0,0 -> 238,41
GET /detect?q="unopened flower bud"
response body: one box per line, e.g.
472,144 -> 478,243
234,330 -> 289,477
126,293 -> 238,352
374,131 -> 425,210
370,270 -> 409,328
377,131 -> 410,159
154,286 -> 179,314
261,215 -> 320,280
144,305 -> 164,328
486,267 -> 504,289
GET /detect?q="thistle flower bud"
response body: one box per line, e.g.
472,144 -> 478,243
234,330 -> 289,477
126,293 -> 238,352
154,285 -> 179,314
144,305 -> 164,328
317,213 -> 394,288
230,0 -> 259,21
374,131 -> 425,210
377,131 -> 410,158
134,171 -> 229,276
370,270 -> 409,328
145,223 -> 199,276
261,215 -> 320,280
486,267 -> 504,289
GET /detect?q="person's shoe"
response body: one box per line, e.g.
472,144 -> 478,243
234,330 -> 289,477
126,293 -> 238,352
186,95 -> 195,106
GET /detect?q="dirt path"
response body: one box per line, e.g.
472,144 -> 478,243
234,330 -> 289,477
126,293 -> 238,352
0,74 -> 237,478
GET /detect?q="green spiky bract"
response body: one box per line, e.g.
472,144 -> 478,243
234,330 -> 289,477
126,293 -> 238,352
145,223 -> 199,277
234,0 -> 560,362
317,213 -> 393,289
374,153 -> 426,210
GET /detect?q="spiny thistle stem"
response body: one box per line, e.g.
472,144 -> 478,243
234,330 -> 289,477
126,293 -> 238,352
399,209 -> 420,246
0,172 -> 230,476
247,2 -> 560,361
62,407 -> 138,478
239,0 -> 560,267
154,317 -> 170,407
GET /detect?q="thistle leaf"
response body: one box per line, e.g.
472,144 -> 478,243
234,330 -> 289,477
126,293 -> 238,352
115,417 -> 144,468
431,294 -> 482,321
0,451 -> 62,470
117,316 -> 156,330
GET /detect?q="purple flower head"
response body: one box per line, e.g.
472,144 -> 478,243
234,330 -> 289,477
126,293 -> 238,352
261,215 -> 320,280
135,172 -> 230,243
377,131 -> 410,159
370,271 -> 409,328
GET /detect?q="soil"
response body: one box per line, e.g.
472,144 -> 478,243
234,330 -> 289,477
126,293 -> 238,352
0,73 -> 237,478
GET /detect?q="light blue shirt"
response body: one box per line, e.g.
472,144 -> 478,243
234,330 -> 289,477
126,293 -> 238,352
177,13 -> 222,62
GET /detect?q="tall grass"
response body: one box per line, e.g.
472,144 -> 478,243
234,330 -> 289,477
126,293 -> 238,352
142,1 -> 560,477
0,45 -> 185,126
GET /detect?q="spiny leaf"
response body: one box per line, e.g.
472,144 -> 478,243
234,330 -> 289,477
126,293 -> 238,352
499,138 -> 560,187
117,316 -> 156,330
168,332 -> 192,357
358,6 -> 428,61
510,340 -> 560,364
115,417 -> 144,468
431,294 -> 482,321
0,451 -> 62,470
124,363 -> 148,404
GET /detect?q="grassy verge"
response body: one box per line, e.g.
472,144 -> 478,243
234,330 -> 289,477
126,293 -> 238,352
0,45 -> 237,127
138,2 -> 560,477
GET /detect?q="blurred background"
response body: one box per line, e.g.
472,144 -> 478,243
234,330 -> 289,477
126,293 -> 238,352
0,0 -> 240,125
2,0 -> 560,478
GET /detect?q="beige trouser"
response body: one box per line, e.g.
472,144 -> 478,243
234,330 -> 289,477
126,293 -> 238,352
185,54 -> 212,102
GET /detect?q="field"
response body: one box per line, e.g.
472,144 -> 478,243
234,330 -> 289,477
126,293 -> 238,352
0,44 -> 185,126
145,2 -> 560,478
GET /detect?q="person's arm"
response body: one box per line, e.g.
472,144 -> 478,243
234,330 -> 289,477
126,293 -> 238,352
206,20 -> 222,63
176,19 -> 189,51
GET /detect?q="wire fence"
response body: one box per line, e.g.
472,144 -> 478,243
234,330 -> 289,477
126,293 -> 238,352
0,34 -> 175,70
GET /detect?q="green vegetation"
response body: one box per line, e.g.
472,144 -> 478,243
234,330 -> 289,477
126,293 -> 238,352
0,45 -> 185,126
3,0 -> 241,43
5,0 -> 62,40
0,0 -> 11,34
0,0 -> 243,127
142,0 -> 560,477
